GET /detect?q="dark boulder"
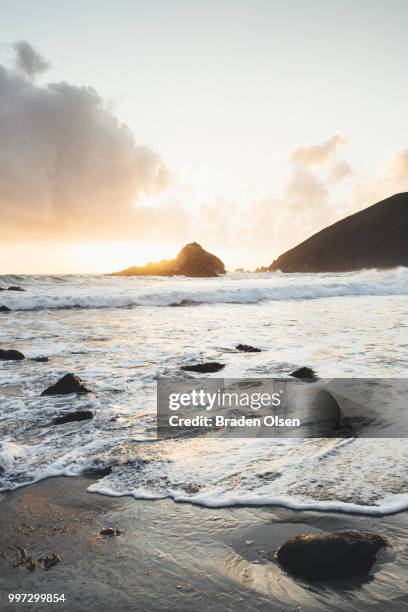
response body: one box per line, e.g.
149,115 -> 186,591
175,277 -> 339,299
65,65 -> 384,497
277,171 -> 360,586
236,343 -> 262,353
53,410 -> 94,425
111,242 -> 226,278
32,356 -> 49,362
100,528 -> 122,536
0,305 -> 11,312
7,285 -> 25,291
275,531 -> 387,580
181,362 -> 225,373
0,349 -> 25,360
290,367 -> 318,382
41,373 -> 90,396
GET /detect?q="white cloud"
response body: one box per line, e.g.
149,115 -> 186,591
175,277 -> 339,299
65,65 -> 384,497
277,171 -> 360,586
290,133 -> 348,166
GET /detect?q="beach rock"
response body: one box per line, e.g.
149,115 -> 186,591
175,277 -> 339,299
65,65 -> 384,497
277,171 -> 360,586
7,285 -> 25,291
275,531 -> 387,580
100,528 -> 122,536
32,356 -> 49,362
0,305 -> 11,312
53,410 -> 94,425
111,242 -> 226,278
38,553 -> 60,570
0,287 -> 4,291
236,343 -> 262,353
83,465 -> 113,478
41,373 -> 90,396
290,367 -> 318,382
0,349 -> 25,360
181,362 -> 225,373
267,192 -> 408,272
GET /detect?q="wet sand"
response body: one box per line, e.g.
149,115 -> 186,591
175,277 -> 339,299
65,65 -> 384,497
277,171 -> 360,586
0,476 -> 407,612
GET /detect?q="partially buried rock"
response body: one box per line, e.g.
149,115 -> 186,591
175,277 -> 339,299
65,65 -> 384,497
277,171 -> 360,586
100,528 -> 122,537
7,285 -> 25,291
0,349 -> 25,360
32,356 -> 49,362
290,366 -> 318,382
181,362 -> 225,373
275,531 -> 387,580
41,373 -> 90,396
236,343 -> 262,353
53,410 -> 94,425
0,305 -> 11,312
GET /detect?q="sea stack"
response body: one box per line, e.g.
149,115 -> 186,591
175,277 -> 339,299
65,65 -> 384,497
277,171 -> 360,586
268,193 -> 408,272
111,242 -> 226,278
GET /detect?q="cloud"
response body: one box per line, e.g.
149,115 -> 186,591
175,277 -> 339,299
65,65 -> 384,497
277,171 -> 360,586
350,147 -> 408,214
330,159 -> 352,182
12,40 -> 50,78
0,41 -> 172,242
290,133 -> 347,166
389,148 -> 408,182
285,167 -> 329,210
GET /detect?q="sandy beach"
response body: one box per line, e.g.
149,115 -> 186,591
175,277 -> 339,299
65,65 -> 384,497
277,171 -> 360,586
0,476 -> 407,612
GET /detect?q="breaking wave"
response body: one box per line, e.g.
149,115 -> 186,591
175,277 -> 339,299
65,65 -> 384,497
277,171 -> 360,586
1,268 -> 407,312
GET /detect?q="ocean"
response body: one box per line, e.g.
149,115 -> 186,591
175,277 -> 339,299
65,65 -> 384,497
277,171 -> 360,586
0,268 -> 407,515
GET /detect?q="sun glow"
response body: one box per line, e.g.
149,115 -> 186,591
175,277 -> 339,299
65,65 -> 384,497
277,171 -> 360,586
0,242 -> 178,274
70,241 -> 178,273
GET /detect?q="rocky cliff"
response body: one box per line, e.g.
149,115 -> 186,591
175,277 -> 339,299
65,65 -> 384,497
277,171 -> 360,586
268,193 -> 408,272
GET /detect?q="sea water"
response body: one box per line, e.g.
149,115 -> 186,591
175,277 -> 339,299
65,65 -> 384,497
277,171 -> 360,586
0,268 -> 407,514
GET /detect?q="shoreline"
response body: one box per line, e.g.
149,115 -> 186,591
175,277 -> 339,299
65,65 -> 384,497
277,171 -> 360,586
1,476 -> 408,611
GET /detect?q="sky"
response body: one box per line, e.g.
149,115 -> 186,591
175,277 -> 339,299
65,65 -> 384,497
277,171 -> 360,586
0,0 -> 407,273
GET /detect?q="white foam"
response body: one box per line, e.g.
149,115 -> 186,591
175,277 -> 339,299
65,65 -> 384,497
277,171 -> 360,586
1,268 -> 407,311
87,437 -> 408,517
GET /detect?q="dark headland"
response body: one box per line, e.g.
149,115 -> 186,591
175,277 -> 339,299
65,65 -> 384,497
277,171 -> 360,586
110,242 -> 226,278
267,192 -> 408,272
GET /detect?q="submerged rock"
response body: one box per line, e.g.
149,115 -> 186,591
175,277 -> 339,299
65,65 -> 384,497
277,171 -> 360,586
290,366 -> 318,382
169,299 -> 200,307
0,305 -> 11,312
41,373 -> 90,396
0,349 -> 25,360
236,343 -> 262,353
111,242 -> 226,278
32,356 -> 49,362
53,410 -> 94,425
181,362 -> 225,373
83,465 -> 113,478
275,531 -> 387,580
7,285 -> 25,292
11,547 -> 60,571
38,553 -> 60,570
